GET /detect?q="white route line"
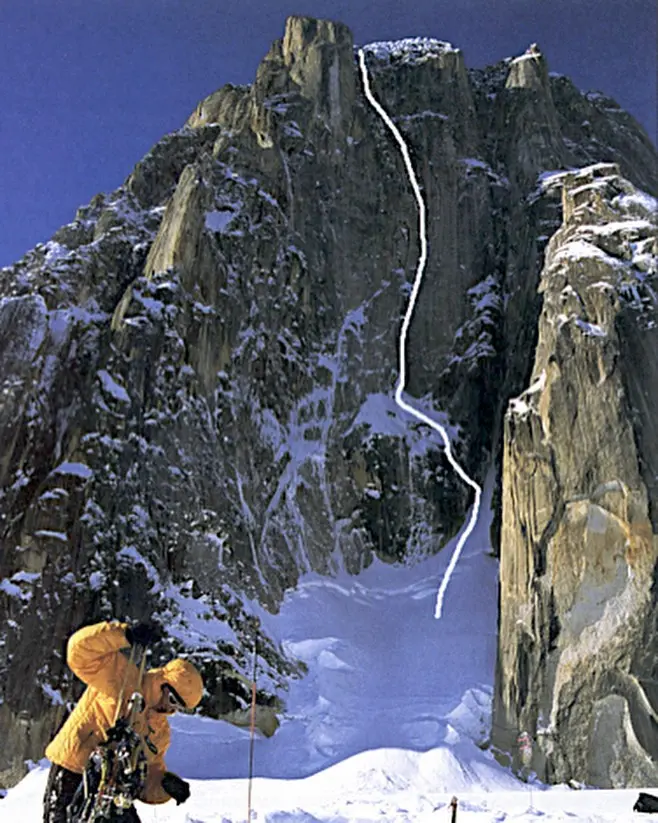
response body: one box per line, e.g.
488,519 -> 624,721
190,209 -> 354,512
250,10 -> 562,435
357,48 -> 482,619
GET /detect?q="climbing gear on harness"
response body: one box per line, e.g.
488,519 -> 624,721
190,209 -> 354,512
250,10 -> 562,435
67,646 -> 148,822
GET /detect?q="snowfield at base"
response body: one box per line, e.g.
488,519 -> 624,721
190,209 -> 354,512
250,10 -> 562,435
3,480 -> 650,821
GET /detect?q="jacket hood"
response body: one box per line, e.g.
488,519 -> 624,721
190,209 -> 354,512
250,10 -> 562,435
157,658 -> 204,709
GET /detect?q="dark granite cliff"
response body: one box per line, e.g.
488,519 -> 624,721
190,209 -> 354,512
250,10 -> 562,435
1,16 -> 656,788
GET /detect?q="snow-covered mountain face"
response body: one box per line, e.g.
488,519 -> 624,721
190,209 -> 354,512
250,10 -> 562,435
0,14 -> 656,790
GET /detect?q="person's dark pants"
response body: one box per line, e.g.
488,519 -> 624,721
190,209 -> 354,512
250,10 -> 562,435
42,763 -> 141,822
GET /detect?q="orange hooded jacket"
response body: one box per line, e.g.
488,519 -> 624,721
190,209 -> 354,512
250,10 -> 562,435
45,621 -> 202,805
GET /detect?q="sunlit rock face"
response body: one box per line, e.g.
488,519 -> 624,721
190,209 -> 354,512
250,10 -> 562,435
494,164 -> 658,787
1,15 -> 657,788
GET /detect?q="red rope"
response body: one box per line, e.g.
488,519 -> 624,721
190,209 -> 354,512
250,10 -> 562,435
246,637 -> 258,821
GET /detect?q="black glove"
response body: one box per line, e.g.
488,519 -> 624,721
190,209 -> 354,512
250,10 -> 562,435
162,771 -> 190,805
125,621 -> 163,648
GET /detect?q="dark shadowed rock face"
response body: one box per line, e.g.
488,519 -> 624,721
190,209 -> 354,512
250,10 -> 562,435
0,16 -> 656,788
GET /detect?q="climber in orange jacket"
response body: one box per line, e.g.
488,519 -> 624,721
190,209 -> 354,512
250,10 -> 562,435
42,620 -> 204,823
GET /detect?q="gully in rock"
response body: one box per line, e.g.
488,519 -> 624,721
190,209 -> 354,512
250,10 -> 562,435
357,46 -> 483,620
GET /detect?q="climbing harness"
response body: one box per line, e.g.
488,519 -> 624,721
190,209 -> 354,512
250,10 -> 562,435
68,645 -> 149,822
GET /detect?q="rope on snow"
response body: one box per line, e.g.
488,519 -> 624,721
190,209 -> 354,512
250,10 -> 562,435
246,632 -> 258,821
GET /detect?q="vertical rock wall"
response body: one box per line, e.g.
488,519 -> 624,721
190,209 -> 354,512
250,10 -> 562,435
494,164 -> 658,786
1,16 -> 657,788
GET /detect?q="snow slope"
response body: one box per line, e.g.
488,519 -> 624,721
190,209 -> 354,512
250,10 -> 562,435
2,479 -> 650,821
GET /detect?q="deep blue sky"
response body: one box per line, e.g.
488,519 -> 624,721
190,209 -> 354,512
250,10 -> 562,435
1,0 -> 655,268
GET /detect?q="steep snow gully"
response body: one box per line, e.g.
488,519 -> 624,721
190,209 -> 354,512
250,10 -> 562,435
4,33 -> 655,823
357,46 -> 483,619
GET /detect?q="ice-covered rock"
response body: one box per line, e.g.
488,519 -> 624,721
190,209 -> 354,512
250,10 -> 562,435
0,14 -> 656,789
